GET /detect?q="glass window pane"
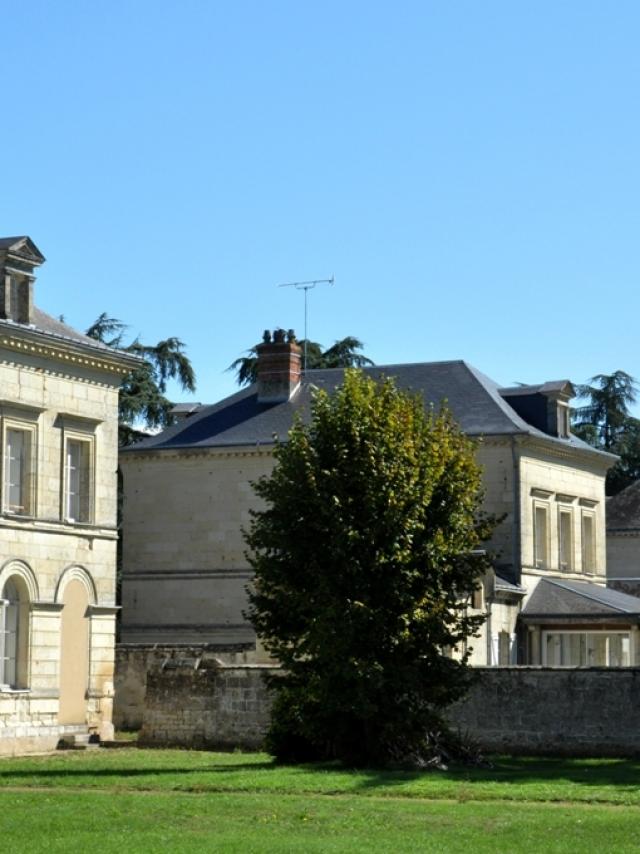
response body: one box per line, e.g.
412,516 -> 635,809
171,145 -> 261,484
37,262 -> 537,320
587,633 -> 607,665
535,506 -> 548,568
582,514 -> 595,573
5,429 -> 30,514
66,440 -> 91,522
559,510 -> 572,572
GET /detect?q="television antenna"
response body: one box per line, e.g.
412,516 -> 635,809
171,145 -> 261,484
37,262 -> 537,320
278,275 -> 335,371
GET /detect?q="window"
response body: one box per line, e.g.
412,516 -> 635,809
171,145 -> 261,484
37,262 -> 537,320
498,631 -> 511,665
582,512 -> 596,573
0,576 -> 29,689
544,631 -> 630,667
558,508 -> 573,572
533,503 -> 549,568
3,426 -> 34,515
471,584 -> 484,611
558,404 -> 571,438
64,436 -> 93,523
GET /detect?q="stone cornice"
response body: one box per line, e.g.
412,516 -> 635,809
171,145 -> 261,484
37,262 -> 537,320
0,327 -> 140,377
515,434 -> 615,471
120,446 -> 274,462
0,514 -> 118,541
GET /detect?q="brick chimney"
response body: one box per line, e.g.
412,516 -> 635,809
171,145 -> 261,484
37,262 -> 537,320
256,329 -> 302,403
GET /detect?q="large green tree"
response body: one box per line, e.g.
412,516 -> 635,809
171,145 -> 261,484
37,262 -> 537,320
228,335 -> 373,386
245,369 -> 494,767
572,370 -> 639,494
86,313 -> 196,445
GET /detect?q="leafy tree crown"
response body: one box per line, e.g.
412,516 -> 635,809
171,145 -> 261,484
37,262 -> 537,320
245,369 -> 495,765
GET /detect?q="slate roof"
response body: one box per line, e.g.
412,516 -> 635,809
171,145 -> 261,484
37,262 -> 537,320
0,307 -> 141,365
521,578 -> 640,621
606,479 -> 640,532
124,360 -> 613,457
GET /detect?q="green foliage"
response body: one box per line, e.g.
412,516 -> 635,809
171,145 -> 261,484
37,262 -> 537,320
245,370 -> 494,766
228,335 -> 373,386
86,313 -> 196,445
572,371 -> 639,495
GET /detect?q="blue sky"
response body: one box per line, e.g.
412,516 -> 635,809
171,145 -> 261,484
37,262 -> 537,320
2,1 -> 639,409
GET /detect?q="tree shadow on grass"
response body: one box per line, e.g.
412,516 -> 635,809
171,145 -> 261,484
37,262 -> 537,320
1,755 -> 640,797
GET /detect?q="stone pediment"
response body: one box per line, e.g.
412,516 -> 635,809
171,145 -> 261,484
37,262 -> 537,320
0,236 -> 45,265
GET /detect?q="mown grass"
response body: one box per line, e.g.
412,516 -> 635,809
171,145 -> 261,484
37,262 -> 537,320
1,749 -> 640,852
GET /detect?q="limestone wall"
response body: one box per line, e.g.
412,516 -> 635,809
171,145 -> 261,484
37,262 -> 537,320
139,661 -> 276,750
114,643 -> 261,730
120,449 -> 275,646
447,667 -> 640,756
138,664 -> 640,757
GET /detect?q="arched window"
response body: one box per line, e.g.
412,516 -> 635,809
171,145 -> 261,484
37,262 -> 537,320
0,576 -> 29,689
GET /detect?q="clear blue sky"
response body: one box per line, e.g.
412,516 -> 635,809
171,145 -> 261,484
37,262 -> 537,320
2,1 -> 639,408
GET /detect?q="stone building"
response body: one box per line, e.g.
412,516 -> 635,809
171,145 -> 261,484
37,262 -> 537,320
119,330 -> 640,687
606,479 -> 640,597
0,236 -> 138,754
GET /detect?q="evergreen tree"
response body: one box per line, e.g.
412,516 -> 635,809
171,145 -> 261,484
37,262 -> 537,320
572,371 -> 639,495
86,313 -> 196,445
245,369 -> 494,766
229,335 -> 372,385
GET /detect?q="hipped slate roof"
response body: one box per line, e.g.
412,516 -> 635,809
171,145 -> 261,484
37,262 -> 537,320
606,479 -> 640,532
124,360 -> 611,457
521,578 -> 640,621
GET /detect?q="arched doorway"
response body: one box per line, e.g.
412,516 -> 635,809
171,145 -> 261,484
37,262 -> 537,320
59,579 -> 90,725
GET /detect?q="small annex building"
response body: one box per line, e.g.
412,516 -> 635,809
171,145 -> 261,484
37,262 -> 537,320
0,236 -> 138,754
118,330 -> 640,685
606,478 -> 640,597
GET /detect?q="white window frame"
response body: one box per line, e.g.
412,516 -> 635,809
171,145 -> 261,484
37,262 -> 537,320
62,430 -> 95,524
533,500 -> 550,569
2,419 -> 37,517
542,629 -> 631,667
0,579 -> 23,690
581,510 -> 596,574
558,506 -> 574,573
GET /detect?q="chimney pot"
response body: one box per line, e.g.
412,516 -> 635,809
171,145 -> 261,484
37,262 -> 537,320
256,329 -> 302,403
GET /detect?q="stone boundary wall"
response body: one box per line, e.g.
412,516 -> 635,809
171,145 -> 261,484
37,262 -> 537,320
114,643 -> 257,730
138,664 -> 640,756
447,667 -> 640,756
139,661 -> 276,750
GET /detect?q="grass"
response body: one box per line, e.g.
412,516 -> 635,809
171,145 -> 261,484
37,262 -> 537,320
1,748 -> 640,851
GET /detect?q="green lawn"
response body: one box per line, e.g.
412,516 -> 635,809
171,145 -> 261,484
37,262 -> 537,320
1,748 -> 640,852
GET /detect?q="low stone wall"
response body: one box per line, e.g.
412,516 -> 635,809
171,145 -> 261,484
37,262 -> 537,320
114,643 -> 258,730
139,661 -> 276,749
137,664 -> 640,756
446,667 -> 640,756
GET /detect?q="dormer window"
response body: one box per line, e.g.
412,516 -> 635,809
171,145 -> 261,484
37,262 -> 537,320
558,403 -> 571,438
0,236 -> 45,325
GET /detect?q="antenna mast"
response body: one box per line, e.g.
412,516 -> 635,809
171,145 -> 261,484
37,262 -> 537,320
278,275 -> 334,371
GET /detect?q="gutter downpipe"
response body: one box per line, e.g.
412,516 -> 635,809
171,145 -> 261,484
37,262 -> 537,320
511,434 -> 522,662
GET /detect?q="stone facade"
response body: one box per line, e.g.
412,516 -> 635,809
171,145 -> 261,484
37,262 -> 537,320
120,450 -> 275,649
120,434 -> 613,667
0,236 -> 136,754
